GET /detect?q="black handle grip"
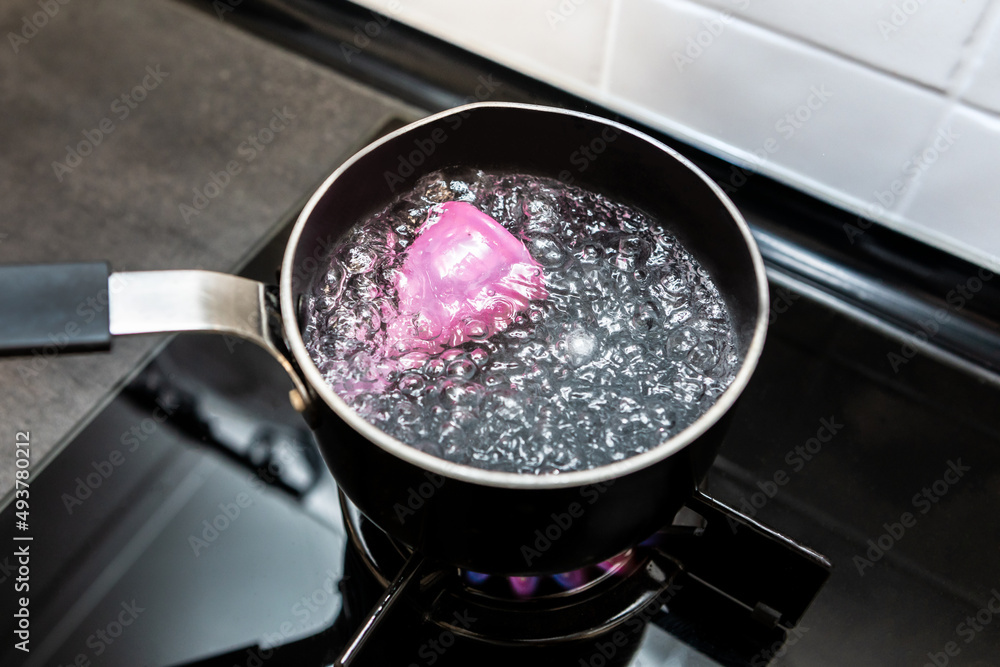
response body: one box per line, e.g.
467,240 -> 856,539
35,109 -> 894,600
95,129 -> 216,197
0,262 -> 112,355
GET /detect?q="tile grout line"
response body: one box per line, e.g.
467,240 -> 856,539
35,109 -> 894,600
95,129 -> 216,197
598,0 -> 624,98
943,0 -> 1000,97
962,95 -> 1000,120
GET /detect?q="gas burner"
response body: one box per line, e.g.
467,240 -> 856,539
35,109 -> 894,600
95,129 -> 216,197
333,490 -> 830,667
462,549 -> 638,599
337,492 -> 683,666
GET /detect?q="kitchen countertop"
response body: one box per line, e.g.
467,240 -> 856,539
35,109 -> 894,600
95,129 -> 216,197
0,0 -> 417,501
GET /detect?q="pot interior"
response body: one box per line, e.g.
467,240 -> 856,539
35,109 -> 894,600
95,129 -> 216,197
282,103 -> 767,485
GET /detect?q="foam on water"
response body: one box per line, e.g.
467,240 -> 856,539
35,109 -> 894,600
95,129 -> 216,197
303,168 -> 740,474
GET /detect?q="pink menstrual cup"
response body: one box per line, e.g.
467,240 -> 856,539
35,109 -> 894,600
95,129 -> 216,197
385,201 -> 548,355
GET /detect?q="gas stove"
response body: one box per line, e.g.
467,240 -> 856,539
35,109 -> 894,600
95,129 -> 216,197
0,217 -> 834,667
3,1 -> 1000,665
4,202 -> 999,664
334,485 -> 827,667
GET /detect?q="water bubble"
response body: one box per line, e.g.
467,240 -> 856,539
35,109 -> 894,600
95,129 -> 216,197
616,236 -> 648,270
630,301 -> 661,332
687,340 -> 721,373
442,440 -> 470,464
441,380 -> 483,408
700,301 -> 727,321
580,243 -> 601,263
344,245 -> 378,274
668,309 -> 693,326
412,312 -> 442,341
633,268 -> 653,285
462,318 -> 490,340
483,374 -> 505,388
398,351 -> 429,371
667,328 -> 699,355
527,235 -> 568,268
398,372 -> 428,398
320,261 -> 348,303
424,357 -> 447,377
562,327 -> 598,368
414,440 -> 444,457
659,272 -> 688,295
469,348 -> 489,366
447,358 -> 477,380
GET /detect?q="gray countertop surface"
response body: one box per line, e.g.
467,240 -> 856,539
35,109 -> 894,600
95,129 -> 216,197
0,0 -> 418,501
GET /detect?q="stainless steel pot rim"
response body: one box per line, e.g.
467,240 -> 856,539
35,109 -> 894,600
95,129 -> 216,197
280,101 -> 769,490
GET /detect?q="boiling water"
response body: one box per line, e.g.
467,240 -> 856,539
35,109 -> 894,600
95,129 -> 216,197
303,168 -> 740,474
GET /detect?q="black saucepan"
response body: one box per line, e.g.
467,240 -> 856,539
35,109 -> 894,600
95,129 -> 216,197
0,103 -> 768,576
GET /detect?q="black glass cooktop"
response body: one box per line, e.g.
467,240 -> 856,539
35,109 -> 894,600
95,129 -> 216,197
2,228 -> 999,665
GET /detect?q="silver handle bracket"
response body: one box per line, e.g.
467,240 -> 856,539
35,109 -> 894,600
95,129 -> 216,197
109,270 -> 318,424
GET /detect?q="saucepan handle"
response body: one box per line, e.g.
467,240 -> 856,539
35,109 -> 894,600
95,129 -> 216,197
0,263 -> 315,419
0,262 -> 113,354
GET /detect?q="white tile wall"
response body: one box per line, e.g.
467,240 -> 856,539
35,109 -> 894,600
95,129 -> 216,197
963,4 -> 1000,113
901,106 -> 1000,268
357,0 -> 613,93
606,0 -> 948,218
350,0 -> 1000,272
690,0 -> 992,91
